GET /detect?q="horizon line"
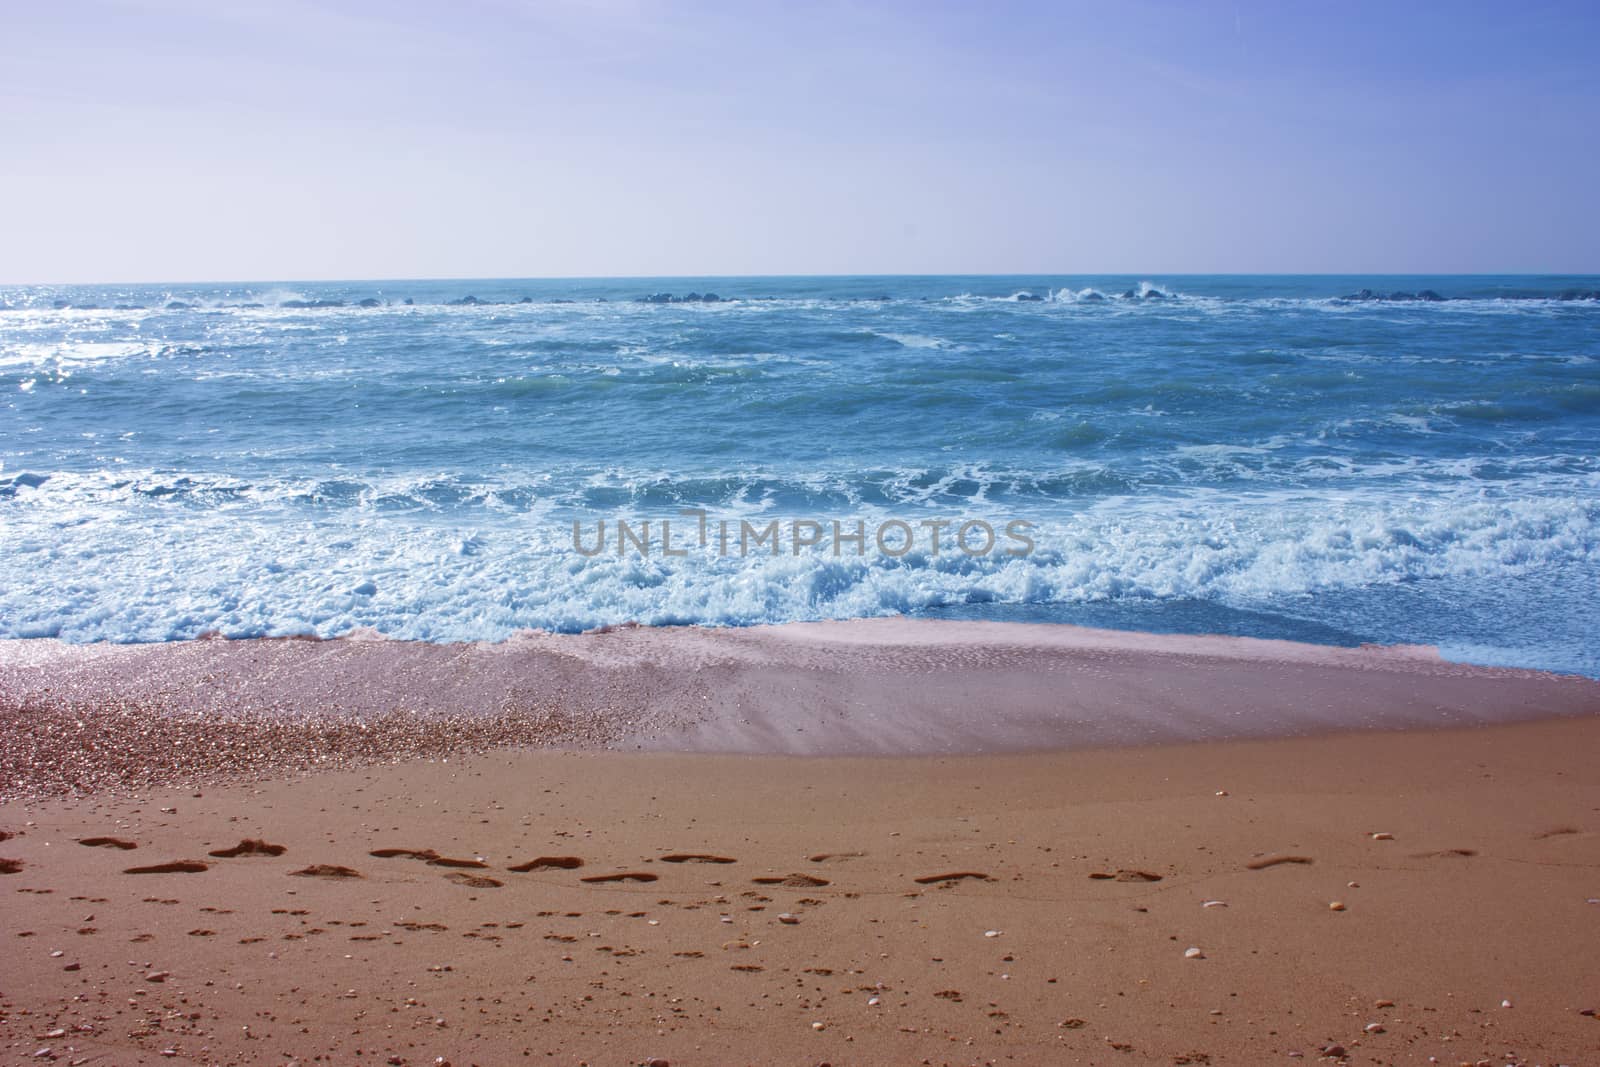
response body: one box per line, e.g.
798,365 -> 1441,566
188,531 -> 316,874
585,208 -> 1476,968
6,270 -> 1600,288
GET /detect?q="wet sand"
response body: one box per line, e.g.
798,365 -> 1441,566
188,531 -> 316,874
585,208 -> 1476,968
3,622 -> 1599,1063
3,620 -> 1597,798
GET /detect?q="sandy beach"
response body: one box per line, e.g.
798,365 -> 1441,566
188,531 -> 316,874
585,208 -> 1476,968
10,0 -> 1600,1062
3,622 -> 1599,1065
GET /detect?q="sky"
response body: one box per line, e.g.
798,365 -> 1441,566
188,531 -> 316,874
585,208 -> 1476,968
2,0 -> 1597,282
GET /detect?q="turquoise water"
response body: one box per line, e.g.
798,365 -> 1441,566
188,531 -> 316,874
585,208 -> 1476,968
2,275 -> 1597,675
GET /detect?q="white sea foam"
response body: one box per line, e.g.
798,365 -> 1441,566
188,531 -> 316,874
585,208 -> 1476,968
877,332 -> 952,349
0,474 -> 1592,645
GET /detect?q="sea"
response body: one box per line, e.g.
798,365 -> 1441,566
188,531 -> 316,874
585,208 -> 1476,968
2,275 -> 1597,676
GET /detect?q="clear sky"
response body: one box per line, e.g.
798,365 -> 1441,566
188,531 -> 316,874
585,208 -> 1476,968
3,0 -> 1597,282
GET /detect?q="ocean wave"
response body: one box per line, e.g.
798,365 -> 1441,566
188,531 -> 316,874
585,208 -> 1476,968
876,331 -> 953,349
5,444 -> 1596,514
5,287 -> 1600,322
0,482 -> 1593,645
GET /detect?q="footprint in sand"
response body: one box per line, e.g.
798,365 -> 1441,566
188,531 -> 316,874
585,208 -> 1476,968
808,852 -> 865,863
914,871 -> 995,885
79,836 -> 139,850
0,858 -> 23,874
1533,827 -> 1580,840
369,848 -> 489,869
1245,854 -> 1314,870
124,860 -> 209,875
508,856 -> 584,872
1410,848 -> 1477,859
753,874 -> 830,887
289,864 -> 363,879
661,853 -> 737,864
580,872 -> 659,884
1088,869 -> 1163,883
444,872 -> 504,889
208,839 -> 286,858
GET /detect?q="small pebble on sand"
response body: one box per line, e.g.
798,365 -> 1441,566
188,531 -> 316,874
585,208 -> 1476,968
1329,901 -> 1346,911
1184,946 -> 1203,959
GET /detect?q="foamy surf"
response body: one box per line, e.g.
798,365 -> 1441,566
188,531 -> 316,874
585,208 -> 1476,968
2,275 -> 1597,675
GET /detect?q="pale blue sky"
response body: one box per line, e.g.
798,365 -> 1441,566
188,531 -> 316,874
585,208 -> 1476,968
3,0 -> 1597,282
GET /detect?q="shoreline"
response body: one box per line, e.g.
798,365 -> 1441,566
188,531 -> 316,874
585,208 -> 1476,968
4,618 -> 1598,801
